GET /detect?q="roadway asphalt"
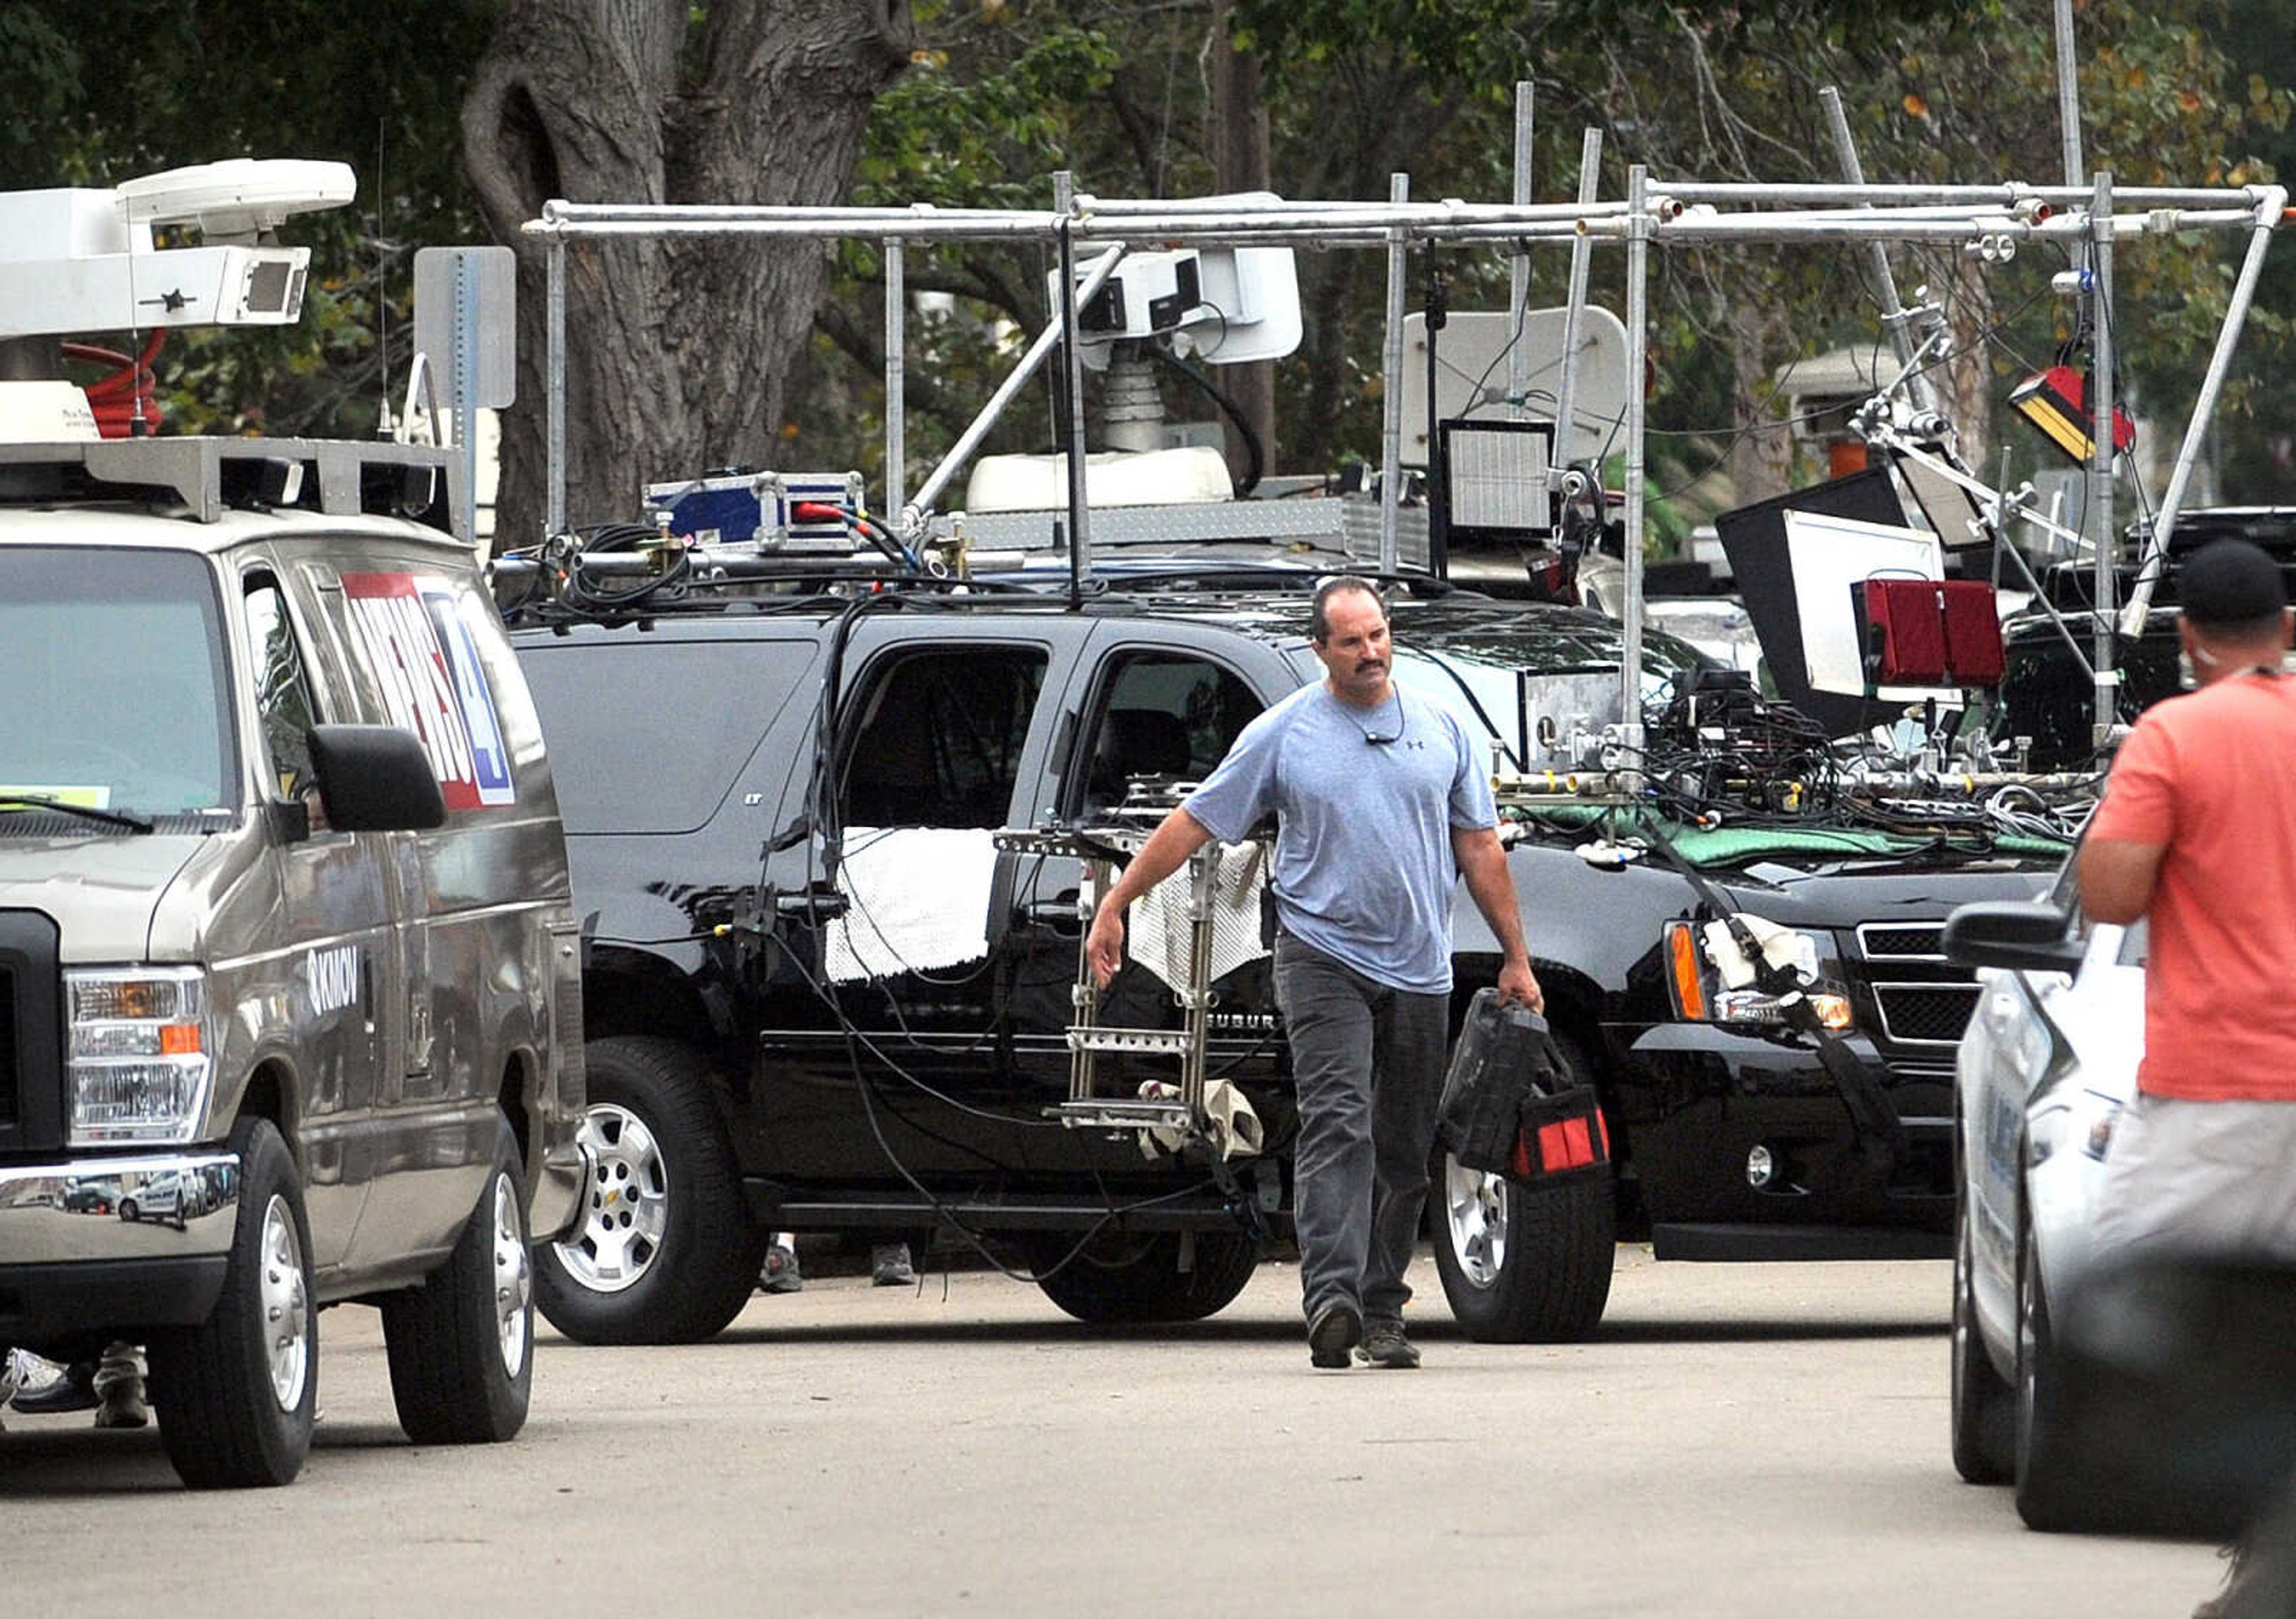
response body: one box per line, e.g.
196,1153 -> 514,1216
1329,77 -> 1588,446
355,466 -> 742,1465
0,1245 -> 2226,1617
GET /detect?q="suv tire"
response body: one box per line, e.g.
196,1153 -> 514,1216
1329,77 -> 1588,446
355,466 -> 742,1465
536,1036 -> 764,1344
148,1116 -> 317,1489
1027,1229 -> 1259,1324
1428,1029 -> 1615,1343
381,1118 -> 533,1443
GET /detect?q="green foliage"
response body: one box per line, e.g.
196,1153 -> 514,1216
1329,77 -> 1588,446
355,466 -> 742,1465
857,21 -> 1123,209
0,5 -> 80,164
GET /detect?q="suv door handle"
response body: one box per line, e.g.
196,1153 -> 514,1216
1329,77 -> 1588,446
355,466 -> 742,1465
1023,896 -> 1086,934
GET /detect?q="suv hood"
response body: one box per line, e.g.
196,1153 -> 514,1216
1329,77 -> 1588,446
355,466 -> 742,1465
0,834 -> 205,961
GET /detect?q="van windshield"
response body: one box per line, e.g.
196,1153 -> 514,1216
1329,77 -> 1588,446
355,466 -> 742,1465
0,547 -> 236,818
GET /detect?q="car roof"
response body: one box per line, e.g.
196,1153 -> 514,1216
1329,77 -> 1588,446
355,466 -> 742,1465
0,502 -> 474,558
505,574 -> 1708,672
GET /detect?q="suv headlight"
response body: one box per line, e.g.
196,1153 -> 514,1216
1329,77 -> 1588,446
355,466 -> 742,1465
66,966 -> 214,1146
1663,920 -> 1854,1031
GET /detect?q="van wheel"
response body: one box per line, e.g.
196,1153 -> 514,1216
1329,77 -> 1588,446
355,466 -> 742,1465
147,1117 -> 316,1489
381,1120 -> 533,1444
534,1036 -> 763,1344
1025,1230 -> 1259,1324
1428,1031 -> 1615,1343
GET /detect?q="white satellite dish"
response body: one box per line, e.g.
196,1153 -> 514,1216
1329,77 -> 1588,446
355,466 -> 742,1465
115,159 -> 356,243
1399,306 -> 1632,467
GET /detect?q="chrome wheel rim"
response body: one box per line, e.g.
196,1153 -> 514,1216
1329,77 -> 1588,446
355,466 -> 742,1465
555,1104 -> 669,1294
1443,1155 -> 1508,1289
259,1193 -> 310,1411
492,1172 -> 532,1376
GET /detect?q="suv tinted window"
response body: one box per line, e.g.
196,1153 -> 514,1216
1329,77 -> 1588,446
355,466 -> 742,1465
0,545 -> 233,815
841,646 -> 1046,828
523,639 -> 816,834
1074,652 -> 1262,817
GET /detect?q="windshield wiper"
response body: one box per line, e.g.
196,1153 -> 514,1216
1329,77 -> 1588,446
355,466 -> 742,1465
0,795 -> 155,833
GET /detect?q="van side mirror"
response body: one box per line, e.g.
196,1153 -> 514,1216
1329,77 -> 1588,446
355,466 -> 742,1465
305,725 -> 448,833
1941,900 -> 2084,972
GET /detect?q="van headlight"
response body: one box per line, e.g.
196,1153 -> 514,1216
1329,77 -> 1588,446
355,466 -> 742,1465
1663,920 -> 1854,1032
66,966 -> 213,1146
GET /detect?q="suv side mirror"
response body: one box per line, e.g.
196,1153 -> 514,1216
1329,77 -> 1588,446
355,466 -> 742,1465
1942,900 -> 2084,972
306,725 -> 448,833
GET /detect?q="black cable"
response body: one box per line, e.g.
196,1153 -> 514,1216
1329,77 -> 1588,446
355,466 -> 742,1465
1149,346 -> 1263,497
780,937 -> 1234,1283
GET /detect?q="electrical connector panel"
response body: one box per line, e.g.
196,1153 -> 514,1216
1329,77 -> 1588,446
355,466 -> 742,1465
640,469 -> 865,554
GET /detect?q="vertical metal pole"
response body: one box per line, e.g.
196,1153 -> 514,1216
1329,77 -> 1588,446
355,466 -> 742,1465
1507,81 -> 1535,422
1379,172 -> 1410,573
1054,172 -> 1093,578
884,238 -> 906,516
2054,0 -> 2086,188
1620,164 -> 1650,794
2055,0 -> 2090,304
2090,172 -> 2117,746
1550,127 -> 1602,488
2120,187 -> 2285,635
453,253 -> 480,553
546,234 -> 566,538
1819,86 -> 1937,417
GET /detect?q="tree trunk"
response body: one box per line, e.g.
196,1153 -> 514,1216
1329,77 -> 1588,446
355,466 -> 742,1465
462,0 -> 913,551
0,338 -> 60,382
1938,255 -> 1993,483
1211,0 -> 1274,484
1727,297 -> 1793,507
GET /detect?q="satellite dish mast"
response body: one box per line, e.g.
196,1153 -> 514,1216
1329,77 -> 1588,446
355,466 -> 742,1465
0,158 -> 355,341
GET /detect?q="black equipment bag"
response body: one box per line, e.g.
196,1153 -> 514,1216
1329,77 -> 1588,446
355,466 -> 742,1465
1437,989 -> 1611,1183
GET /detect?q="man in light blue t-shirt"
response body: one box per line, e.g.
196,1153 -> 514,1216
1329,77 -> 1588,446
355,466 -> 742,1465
1086,576 -> 1540,1370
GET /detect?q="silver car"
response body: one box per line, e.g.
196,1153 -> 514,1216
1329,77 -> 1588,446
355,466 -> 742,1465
1944,862 -> 2144,1530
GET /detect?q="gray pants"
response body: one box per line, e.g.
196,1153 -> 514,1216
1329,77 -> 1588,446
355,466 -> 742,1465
1274,934 -> 1449,1325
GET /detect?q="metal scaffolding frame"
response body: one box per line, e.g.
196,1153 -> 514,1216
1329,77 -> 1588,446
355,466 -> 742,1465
526,127 -> 2283,770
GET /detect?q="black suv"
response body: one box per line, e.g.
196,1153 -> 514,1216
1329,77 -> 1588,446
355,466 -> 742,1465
510,575 -> 2069,1344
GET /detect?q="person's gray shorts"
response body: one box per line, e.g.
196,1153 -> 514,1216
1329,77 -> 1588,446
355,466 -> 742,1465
2092,1094 -> 2296,1264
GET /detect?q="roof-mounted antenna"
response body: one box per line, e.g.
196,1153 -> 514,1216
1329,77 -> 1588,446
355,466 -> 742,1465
375,120 -> 394,440
124,181 -> 146,437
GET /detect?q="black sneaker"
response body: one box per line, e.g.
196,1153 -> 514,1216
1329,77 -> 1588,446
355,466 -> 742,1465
759,1242 -> 803,1294
1355,1318 -> 1421,1370
871,1242 -> 915,1287
1306,1300 -> 1362,1369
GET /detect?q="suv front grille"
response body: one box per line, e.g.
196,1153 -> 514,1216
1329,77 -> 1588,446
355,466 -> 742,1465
1871,981 -> 1981,1045
1857,923 -> 1946,961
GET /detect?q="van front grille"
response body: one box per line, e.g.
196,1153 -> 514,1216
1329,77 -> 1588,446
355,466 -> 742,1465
0,911 -> 63,1150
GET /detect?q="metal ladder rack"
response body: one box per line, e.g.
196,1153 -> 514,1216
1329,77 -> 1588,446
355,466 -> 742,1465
994,822 -> 1241,1141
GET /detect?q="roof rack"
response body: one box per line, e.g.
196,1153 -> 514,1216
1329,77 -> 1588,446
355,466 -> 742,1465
524,66 -> 2286,774
0,437 -> 460,535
